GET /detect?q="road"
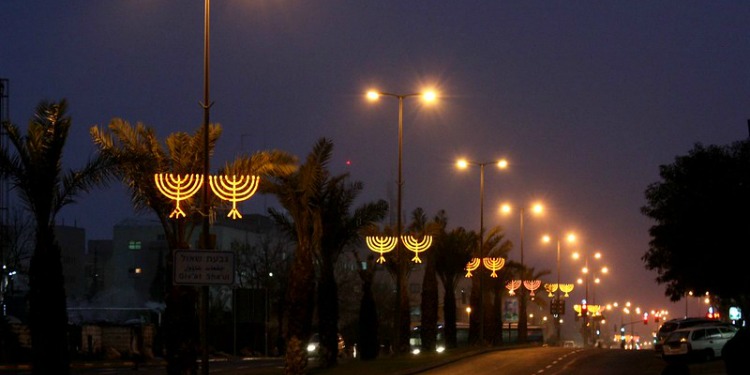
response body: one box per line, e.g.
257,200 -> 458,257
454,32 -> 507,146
420,347 -> 726,375
1,348 -> 728,374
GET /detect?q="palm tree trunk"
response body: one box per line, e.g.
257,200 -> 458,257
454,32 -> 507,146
419,251 -> 438,352
284,244 -> 315,375
357,271 -> 379,360
28,230 -> 70,375
442,283 -> 458,349
317,252 -> 339,368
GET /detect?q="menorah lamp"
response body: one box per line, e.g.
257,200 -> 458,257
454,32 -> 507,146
154,173 -> 203,218
482,257 -> 505,277
365,236 -> 398,264
464,258 -> 481,277
523,279 -> 541,299
559,283 -> 575,297
209,175 -> 260,219
401,235 -> 432,263
544,283 -> 559,297
506,279 -> 522,296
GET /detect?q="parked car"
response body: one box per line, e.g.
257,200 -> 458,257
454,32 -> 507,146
306,333 -> 345,358
654,317 -> 720,353
661,324 -> 738,362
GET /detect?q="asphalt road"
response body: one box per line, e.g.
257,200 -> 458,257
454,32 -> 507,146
421,347 -> 726,375
1,348 -> 728,375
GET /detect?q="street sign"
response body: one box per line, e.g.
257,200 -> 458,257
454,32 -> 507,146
173,250 -> 235,285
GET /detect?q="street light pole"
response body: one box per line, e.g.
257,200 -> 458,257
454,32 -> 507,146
200,1 -> 213,374
478,162 -> 485,344
502,203 -> 543,343
457,159 -> 507,345
518,208 -> 527,343
366,90 -> 435,353
555,238 -> 562,343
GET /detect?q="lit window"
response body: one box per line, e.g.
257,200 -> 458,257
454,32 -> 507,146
128,241 -> 142,250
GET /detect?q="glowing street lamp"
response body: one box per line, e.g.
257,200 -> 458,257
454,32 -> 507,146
456,157 -> 508,345
365,88 -> 437,354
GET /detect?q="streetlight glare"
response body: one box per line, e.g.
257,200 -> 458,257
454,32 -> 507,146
422,90 -> 437,101
531,202 -> 544,215
366,90 -> 380,100
456,159 -> 468,169
567,233 -> 576,243
500,203 -> 512,214
497,159 -> 508,169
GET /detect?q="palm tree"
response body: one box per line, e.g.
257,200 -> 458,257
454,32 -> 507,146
0,100 -> 113,375
316,176 -> 387,368
90,119 -> 295,375
434,225 -> 475,349
264,138 -> 332,375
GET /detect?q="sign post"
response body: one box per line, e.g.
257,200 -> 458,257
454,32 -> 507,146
174,250 -> 235,285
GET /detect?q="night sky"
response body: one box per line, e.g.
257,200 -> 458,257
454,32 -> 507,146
3,1 -> 749,326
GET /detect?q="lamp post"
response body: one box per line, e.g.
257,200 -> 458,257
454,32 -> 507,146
542,233 -> 576,344
456,158 -> 508,345
199,1 -> 213,373
500,202 -> 543,343
366,89 -> 436,353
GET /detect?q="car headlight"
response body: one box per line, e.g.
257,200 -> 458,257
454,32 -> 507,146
411,348 -> 421,355
307,344 -> 317,352
436,346 -> 445,353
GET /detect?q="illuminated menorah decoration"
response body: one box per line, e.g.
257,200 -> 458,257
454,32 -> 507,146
365,234 -> 432,263
402,235 -> 433,263
465,258 -> 481,277
365,236 -> 398,264
544,283 -> 575,297
464,257 -> 506,278
523,279 -> 541,299
482,257 -> 505,277
544,283 -> 558,297
559,283 -> 574,297
588,304 -> 601,316
155,173 -> 260,220
574,303 -> 601,316
506,280 -> 522,296
209,175 -> 260,219
154,174 -> 203,218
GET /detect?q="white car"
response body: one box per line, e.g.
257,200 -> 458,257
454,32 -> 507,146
662,324 -> 738,362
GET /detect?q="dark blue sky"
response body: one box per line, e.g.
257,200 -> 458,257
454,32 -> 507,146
3,1 -> 749,324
